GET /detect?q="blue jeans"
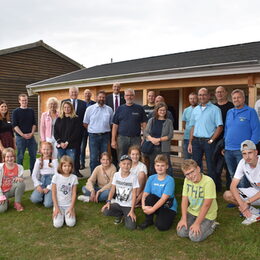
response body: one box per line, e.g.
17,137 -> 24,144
89,132 -> 110,173
80,130 -> 89,167
183,139 -> 192,159
57,148 -> 76,161
82,186 -> 110,202
192,137 -> 216,183
224,150 -> 249,188
30,174 -> 53,208
16,135 -> 37,173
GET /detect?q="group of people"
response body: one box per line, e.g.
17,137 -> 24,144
0,82 -> 259,241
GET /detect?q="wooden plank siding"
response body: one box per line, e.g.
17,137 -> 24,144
0,46 -> 81,124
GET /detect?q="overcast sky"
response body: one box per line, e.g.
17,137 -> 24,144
1,0 -> 260,68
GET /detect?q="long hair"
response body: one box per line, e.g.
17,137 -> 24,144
39,142 -> 53,169
59,101 -> 77,118
0,100 -> 10,121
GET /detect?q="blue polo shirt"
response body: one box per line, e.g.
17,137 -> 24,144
190,102 -> 223,138
182,105 -> 196,140
224,105 -> 260,150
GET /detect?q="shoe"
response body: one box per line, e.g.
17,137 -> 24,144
77,195 -> 90,202
80,165 -> 85,170
74,171 -> 84,178
249,206 -> 260,215
241,214 -> 260,225
138,221 -> 154,230
14,202 -> 24,211
226,203 -> 236,208
114,216 -> 123,225
211,221 -> 220,230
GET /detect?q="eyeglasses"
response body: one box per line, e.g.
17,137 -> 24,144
184,168 -> 196,177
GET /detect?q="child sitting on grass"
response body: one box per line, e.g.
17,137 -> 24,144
177,159 -> 218,242
31,142 -> 58,208
0,147 -> 25,212
52,155 -> 78,228
101,155 -> 139,230
139,154 -> 177,231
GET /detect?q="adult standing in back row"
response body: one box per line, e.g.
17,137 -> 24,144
111,88 -> 147,160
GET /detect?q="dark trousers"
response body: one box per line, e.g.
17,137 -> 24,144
144,194 -> 176,231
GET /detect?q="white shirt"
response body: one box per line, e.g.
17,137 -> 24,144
52,174 -> 78,207
130,161 -> 147,177
234,155 -> 260,190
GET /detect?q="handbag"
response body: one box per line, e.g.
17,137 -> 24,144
141,140 -> 154,154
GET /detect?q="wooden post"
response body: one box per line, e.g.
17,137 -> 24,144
248,75 -> 256,107
143,89 -> 147,105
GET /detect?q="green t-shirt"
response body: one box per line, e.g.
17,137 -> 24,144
182,174 -> 218,220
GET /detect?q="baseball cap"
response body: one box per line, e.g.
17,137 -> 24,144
240,140 -> 256,151
120,155 -> 132,162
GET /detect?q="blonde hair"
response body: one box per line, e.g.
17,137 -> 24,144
154,154 -> 168,165
47,97 -> 59,109
181,159 -> 198,172
57,155 -> 74,175
39,142 -> 53,169
128,145 -> 141,160
2,147 -> 16,162
59,101 -> 77,118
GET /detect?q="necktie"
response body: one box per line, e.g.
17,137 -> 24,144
115,95 -> 119,111
73,99 -> 76,110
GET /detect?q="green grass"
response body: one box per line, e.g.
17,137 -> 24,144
0,178 -> 259,260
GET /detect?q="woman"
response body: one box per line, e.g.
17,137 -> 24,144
0,100 -> 15,162
143,102 -> 173,176
54,101 -> 81,161
40,97 -> 59,158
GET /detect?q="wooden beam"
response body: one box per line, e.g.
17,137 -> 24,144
248,75 -> 256,107
143,88 -> 147,105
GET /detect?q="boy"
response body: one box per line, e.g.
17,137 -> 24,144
139,154 -> 177,231
101,155 -> 139,230
177,159 -> 218,242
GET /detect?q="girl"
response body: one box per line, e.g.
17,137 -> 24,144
52,155 -> 78,228
78,152 -> 116,202
128,146 -> 147,206
0,148 -> 25,212
30,142 -> 58,208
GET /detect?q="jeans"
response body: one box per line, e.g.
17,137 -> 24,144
183,139 -> 192,159
192,137 -> 216,184
16,135 -> 37,173
117,135 -> 141,161
80,130 -> 89,167
57,148 -> 76,161
224,150 -> 249,188
82,186 -> 110,202
30,174 -> 53,208
89,132 -> 110,173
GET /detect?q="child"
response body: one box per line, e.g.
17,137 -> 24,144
101,155 -> 139,230
78,152 -> 116,203
0,147 -> 25,212
52,155 -> 78,228
139,154 -> 177,231
177,159 -> 218,242
128,146 -> 147,206
31,142 -> 58,208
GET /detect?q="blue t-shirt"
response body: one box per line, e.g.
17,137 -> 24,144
113,104 -> 147,137
182,106 -> 195,140
144,174 -> 177,212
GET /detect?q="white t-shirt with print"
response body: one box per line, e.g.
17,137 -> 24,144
112,171 -> 139,207
130,161 -> 147,177
234,156 -> 260,191
52,174 -> 78,207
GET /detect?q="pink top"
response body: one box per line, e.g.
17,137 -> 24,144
1,164 -> 18,192
40,111 -> 59,141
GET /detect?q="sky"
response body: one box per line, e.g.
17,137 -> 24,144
1,0 -> 260,68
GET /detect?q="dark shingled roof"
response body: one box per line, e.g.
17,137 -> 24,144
29,41 -> 260,86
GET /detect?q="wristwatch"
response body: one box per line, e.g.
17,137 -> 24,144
106,200 -> 111,203
208,139 -> 214,144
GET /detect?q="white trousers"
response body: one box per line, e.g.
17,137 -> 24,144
53,206 -> 76,228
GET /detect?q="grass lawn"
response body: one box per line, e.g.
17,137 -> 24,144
0,177 -> 259,260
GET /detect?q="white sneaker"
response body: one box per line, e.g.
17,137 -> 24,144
77,195 -> 90,202
211,221 -> 220,230
241,214 -> 260,225
249,206 -> 260,215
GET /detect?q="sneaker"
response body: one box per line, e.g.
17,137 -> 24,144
249,206 -> 260,215
114,216 -> 123,225
14,202 -> 24,212
77,195 -> 90,202
226,203 -> 236,208
241,214 -> 260,225
138,221 -> 154,230
211,221 -> 220,230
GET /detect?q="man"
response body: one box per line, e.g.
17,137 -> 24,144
224,89 -> 260,188
80,89 -> 96,170
106,82 -> 125,113
63,86 -> 86,177
83,90 -> 113,173
223,140 -> 260,225
12,94 -> 37,173
188,88 -> 223,184
182,92 -> 198,159
213,86 -> 234,191
111,88 -> 147,160
143,90 -> 156,117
